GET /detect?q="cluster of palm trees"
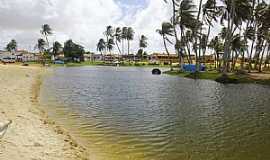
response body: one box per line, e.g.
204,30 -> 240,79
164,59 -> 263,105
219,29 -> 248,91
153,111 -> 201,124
160,0 -> 270,73
36,24 -> 63,61
97,26 -> 148,56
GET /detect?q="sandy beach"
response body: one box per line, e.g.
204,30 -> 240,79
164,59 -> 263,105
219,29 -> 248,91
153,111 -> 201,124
0,64 -> 89,160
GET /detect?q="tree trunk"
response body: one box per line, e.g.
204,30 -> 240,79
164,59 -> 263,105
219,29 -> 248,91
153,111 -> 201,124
264,44 -> 269,68
115,40 -> 122,56
194,0 -> 203,72
128,40 -> 130,55
203,25 -> 211,64
259,41 -> 267,72
171,0 -> 182,70
163,35 -> 173,71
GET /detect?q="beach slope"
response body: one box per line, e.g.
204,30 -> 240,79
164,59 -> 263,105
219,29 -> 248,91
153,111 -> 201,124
0,65 -> 88,160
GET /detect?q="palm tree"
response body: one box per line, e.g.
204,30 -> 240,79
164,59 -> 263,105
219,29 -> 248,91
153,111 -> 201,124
157,22 -> 174,70
114,27 -> 122,55
139,35 -> 148,50
176,0 -> 200,68
127,27 -> 135,55
107,38 -> 115,55
6,39 -> 17,52
163,0 -> 182,67
36,38 -> 46,64
52,41 -> 62,60
202,0 -> 219,63
231,34 -> 247,71
36,38 -> 46,53
122,27 -> 128,55
104,26 -> 114,53
209,36 -> 224,70
219,0 -> 252,73
157,22 -> 174,55
97,38 -> 106,56
41,24 -> 52,47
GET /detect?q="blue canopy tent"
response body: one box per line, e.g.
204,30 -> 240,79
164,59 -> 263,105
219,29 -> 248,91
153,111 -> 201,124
182,64 -> 206,72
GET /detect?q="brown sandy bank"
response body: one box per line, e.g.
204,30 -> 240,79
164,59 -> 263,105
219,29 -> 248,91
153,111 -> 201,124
0,64 -> 89,160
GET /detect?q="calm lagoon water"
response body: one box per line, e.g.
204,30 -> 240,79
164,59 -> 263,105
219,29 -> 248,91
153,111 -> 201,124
39,66 -> 270,160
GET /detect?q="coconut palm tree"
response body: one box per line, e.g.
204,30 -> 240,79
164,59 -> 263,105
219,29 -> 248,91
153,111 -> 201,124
122,27 -> 128,55
104,26 -> 114,53
202,0 -> 219,63
176,0 -> 200,69
219,0 -> 252,73
52,41 -> 62,59
231,34 -> 247,71
139,35 -> 148,50
114,27 -> 122,55
97,38 -> 106,55
107,38 -> 115,55
157,22 -> 174,70
36,38 -> 46,53
157,22 -> 174,55
36,38 -> 46,64
6,39 -> 17,52
41,24 -> 52,47
209,36 -> 224,70
127,27 -> 135,55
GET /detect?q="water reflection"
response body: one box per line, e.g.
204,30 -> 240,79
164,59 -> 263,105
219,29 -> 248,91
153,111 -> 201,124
40,66 -> 270,160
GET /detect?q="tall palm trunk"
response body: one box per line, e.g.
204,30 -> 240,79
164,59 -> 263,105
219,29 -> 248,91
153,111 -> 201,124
264,44 -> 269,68
128,40 -> 130,55
171,0 -> 182,70
248,0 -> 257,72
115,40 -> 122,56
203,25 -> 211,64
163,35 -> 173,71
194,0 -> 203,72
259,41 -> 267,72
248,36 -> 256,72
223,3 -> 235,74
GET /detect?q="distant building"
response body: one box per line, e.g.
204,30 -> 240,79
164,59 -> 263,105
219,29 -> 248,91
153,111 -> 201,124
150,53 -> 179,65
83,52 -> 95,61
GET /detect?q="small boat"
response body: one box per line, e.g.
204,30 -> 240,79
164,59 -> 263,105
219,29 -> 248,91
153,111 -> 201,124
152,69 -> 161,75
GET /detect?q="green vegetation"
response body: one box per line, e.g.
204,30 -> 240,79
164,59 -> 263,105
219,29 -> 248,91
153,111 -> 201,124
161,0 -> 270,74
164,70 -> 270,85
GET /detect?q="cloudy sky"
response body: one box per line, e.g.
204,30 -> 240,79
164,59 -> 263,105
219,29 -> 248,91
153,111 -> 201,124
0,0 -> 222,54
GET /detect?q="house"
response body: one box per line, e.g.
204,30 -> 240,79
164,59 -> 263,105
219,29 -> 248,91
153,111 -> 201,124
150,53 -> 179,65
83,53 -> 95,61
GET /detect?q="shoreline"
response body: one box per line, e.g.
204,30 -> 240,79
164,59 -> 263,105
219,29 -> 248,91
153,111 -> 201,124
0,64 -> 89,160
164,70 -> 270,85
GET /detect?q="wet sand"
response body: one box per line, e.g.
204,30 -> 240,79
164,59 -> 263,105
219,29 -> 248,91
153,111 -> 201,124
0,64 -> 89,160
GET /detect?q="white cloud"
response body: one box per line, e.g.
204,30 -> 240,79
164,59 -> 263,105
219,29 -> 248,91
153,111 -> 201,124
0,0 -> 213,54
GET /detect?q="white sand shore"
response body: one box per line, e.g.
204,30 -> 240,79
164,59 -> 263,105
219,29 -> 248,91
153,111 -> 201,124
0,64 -> 89,160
